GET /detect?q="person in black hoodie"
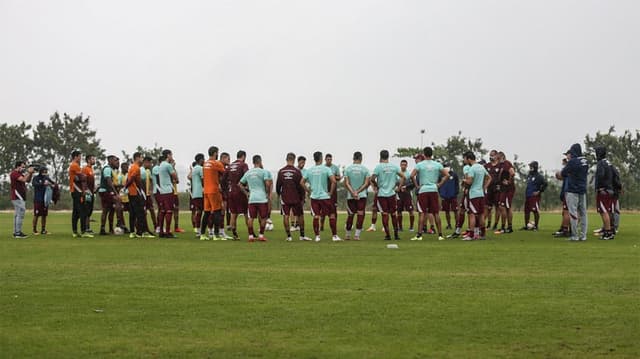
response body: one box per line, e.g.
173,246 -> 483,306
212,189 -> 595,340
559,143 -> 589,241
594,146 -> 615,240
521,161 -> 547,231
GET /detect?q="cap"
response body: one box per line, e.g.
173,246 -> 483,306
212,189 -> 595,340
413,154 -> 425,161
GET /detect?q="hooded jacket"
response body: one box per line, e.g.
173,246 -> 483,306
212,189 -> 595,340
525,162 -> 547,197
595,147 -> 613,192
560,143 -> 588,195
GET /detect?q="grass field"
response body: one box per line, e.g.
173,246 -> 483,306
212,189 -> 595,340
1,211 -> 638,358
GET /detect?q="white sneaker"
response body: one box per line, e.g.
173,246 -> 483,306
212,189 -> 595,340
366,225 -> 376,232
332,235 -> 343,242
286,237 -> 292,242
155,227 -> 160,234
315,236 -> 321,242
409,228 -> 415,232
300,236 -> 312,241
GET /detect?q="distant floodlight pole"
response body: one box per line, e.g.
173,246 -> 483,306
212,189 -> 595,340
420,129 -> 426,148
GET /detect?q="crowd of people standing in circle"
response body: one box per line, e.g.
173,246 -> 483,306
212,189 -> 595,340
8,142 -> 621,242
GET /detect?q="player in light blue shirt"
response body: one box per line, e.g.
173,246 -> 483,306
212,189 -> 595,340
239,155 -> 273,241
321,154 -> 342,232
410,147 -> 449,240
343,151 -> 370,240
187,154 -> 205,235
371,150 -> 405,240
302,151 -> 339,242
462,151 -> 490,240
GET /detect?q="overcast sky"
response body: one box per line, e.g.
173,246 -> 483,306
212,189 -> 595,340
1,0 -> 638,180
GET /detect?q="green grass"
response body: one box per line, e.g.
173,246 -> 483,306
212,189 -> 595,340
1,212 -> 638,358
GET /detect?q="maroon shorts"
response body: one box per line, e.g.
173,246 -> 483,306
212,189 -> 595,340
156,193 -> 176,212
281,202 -> 304,217
376,195 -> 397,214
485,189 -> 498,207
441,197 -> 458,212
190,198 -> 204,211
228,191 -> 249,214
596,192 -> 614,214
396,192 -> 414,212
311,199 -> 334,217
468,197 -> 485,215
417,192 -> 440,214
525,196 -> 540,213
99,192 -> 116,210
347,198 -> 367,214
329,191 -> 338,215
248,203 -> 269,219
34,201 -> 48,217
498,190 -> 515,209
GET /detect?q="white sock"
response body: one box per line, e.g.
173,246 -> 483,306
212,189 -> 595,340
355,229 -> 362,237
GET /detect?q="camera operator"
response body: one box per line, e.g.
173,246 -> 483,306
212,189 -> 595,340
32,166 -> 55,235
10,161 -> 35,238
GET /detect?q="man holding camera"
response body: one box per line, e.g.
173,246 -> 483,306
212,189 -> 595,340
10,161 -> 35,238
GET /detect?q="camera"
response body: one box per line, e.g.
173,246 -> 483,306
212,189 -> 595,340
28,163 -> 42,172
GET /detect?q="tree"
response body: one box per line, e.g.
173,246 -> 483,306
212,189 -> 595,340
0,122 -> 34,180
120,144 -> 165,164
583,126 -> 640,209
395,131 -> 488,175
32,112 -> 105,186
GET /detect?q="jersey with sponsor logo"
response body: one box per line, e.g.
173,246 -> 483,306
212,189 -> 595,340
373,162 -> 401,197
344,164 -> 370,199
191,164 -> 204,199
498,160 -> 515,191
468,163 -> 488,199
82,165 -> 95,192
240,167 -> 271,204
203,159 -> 225,195
414,160 -> 443,193
157,161 -> 176,195
127,163 -> 142,195
224,160 -> 249,195
304,165 -> 333,200
276,165 -> 304,205
68,162 -> 83,192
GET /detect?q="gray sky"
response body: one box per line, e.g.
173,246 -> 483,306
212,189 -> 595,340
1,0 -> 638,180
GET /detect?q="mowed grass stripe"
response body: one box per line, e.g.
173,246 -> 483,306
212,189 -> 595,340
1,212 -> 638,358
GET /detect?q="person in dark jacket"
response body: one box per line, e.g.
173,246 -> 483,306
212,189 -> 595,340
594,146 -> 615,240
559,143 -> 589,241
32,167 -> 55,235
439,163 -> 459,230
521,161 -> 547,231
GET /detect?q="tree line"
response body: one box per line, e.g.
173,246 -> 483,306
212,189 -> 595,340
1,113 -> 639,209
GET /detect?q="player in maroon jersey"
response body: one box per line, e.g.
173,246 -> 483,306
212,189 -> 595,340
222,150 -> 250,240
276,152 -> 309,241
494,151 -> 516,234
484,150 -> 501,230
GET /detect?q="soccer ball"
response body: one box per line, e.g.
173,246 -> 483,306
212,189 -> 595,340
265,219 -> 274,231
114,227 -> 124,235
526,221 -> 535,230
